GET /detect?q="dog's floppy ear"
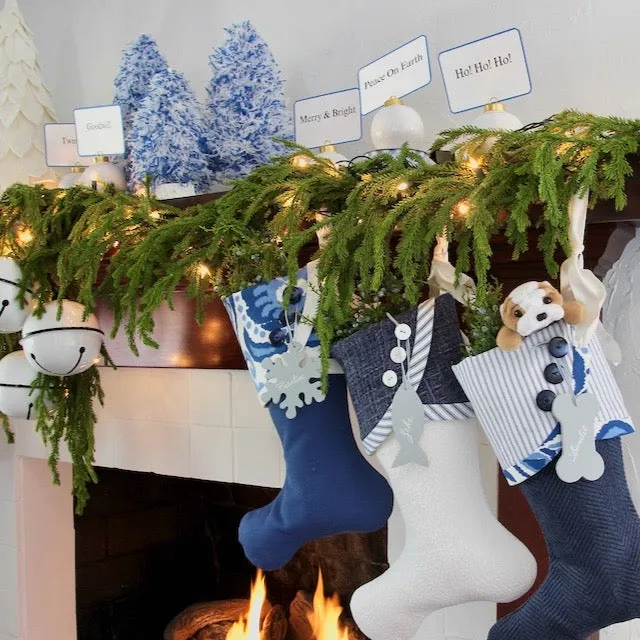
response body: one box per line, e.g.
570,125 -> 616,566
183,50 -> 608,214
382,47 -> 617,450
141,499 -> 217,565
497,326 -> 523,351
563,300 -> 584,325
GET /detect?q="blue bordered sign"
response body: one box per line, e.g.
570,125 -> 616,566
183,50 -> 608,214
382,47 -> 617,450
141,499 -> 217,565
438,28 -> 531,114
358,35 -> 431,115
73,104 -> 125,157
294,88 -> 362,149
44,123 -> 92,168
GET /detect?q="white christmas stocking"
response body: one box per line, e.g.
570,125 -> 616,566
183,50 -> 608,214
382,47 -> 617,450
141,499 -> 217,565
332,295 -> 537,640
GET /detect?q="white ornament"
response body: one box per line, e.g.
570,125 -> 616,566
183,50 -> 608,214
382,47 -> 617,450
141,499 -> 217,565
154,182 -> 196,200
21,300 -> 103,376
0,257 -> 32,333
0,350 -> 40,419
259,341 -> 325,419
370,97 -> 425,150
472,102 -> 523,131
0,0 -> 58,192
58,167 -> 85,189
78,157 -> 126,192
317,143 -> 348,165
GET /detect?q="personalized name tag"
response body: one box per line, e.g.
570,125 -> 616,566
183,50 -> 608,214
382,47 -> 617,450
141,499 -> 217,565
438,28 -> 531,113
391,383 -> 428,468
553,392 -> 605,483
358,35 -> 431,115
294,88 -> 361,149
44,124 -> 91,168
74,105 -> 125,157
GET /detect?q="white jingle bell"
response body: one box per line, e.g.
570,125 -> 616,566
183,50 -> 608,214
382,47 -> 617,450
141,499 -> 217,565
21,300 -> 104,377
58,166 -> 86,189
370,96 -> 425,150
0,350 -> 41,419
0,257 -> 32,333
78,156 -> 126,192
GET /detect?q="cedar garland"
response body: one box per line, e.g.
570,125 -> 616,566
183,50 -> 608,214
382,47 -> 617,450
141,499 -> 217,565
0,110 -> 638,506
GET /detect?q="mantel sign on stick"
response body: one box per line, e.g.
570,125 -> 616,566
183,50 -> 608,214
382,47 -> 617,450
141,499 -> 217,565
439,28 -> 531,113
294,88 -> 362,149
358,35 -> 431,115
44,124 -> 91,168
73,105 -> 125,157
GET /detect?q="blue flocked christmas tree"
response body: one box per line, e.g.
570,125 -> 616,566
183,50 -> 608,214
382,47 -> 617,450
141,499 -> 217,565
114,34 -> 168,135
206,21 -> 293,182
127,68 -> 212,193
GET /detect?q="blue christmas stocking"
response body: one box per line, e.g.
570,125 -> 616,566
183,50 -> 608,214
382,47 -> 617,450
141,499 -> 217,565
453,321 -> 638,639
224,264 -> 393,571
239,374 -> 393,570
488,437 -> 640,640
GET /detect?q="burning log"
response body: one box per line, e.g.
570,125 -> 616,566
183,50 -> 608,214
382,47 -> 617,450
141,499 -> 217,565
164,572 -> 287,640
288,572 -> 367,640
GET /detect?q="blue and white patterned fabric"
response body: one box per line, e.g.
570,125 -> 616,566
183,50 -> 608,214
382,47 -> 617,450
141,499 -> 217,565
223,265 -> 320,403
453,320 -> 634,485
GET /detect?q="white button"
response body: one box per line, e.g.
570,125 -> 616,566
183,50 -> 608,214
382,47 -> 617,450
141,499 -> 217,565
390,346 -> 407,363
382,370 -> 398,387
395,323 -> 412,340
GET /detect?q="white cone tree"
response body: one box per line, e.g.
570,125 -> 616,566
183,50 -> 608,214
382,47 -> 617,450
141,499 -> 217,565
0,0 -> 57,191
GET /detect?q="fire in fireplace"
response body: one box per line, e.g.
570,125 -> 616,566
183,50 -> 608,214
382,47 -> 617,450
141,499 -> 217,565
167,568 -> 359,640
75,467 -> 386,639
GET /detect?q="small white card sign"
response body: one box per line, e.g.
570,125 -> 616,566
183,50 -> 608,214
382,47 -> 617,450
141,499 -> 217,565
358,36 -> 431,115
439,28 -> 531,114
73,104 -> 125,157
294,88 -> 361,148
44,123 -> 91,168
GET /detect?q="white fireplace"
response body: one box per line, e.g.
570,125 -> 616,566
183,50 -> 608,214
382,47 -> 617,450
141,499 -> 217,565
0,367 -> 499,640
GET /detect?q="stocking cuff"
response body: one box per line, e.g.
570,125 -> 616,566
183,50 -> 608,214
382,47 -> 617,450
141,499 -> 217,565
223,265 -> 330,404
332,294 -> 472,453
452,321 -> 634,484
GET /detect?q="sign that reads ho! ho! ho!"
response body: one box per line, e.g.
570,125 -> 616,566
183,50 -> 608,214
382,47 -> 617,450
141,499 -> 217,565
44,123 -> 92,168
358,36 -> 431,115
294,88 -> 362,149
439,28 -> 531,113
73,104 -> 125,157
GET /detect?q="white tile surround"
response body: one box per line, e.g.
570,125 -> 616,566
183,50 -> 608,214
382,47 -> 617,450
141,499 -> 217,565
1,366 -> 504,640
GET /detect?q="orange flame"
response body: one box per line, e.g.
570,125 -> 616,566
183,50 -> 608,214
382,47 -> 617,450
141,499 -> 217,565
226,570 -> 267,640
307,569 -> 350,640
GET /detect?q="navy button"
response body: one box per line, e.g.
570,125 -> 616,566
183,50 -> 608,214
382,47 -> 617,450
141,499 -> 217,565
544,362 -> 564,385
269,327 -> 288,346
536,389 -> 557,412
279,309 -> 297,326
289,287 -> 303,304
548,337 -> 569,358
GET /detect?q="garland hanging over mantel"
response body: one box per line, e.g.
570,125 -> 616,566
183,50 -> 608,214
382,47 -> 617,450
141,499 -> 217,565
1,109 -> 639,509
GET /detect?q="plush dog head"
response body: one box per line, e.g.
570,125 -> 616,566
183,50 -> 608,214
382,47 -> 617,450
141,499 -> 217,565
496,281 -> 584,351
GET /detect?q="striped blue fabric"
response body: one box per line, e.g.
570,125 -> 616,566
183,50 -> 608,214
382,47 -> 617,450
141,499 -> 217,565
453,321 -> 634,484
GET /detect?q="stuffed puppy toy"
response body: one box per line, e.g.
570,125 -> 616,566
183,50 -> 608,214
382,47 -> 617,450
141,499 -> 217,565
497,281 -> 584,351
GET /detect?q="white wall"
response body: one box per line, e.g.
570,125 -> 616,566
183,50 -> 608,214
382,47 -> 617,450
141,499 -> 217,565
17,0 -> 640,156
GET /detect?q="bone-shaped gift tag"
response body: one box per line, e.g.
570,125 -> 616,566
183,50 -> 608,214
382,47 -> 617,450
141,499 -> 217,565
552,392 -> 604,483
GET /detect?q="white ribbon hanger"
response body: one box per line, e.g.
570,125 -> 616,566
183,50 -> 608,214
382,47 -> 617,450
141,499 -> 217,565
560,192 -> 619,356
427,232 -> 476,303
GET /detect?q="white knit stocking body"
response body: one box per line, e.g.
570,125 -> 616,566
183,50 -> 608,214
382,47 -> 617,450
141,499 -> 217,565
350,418 -> 537,640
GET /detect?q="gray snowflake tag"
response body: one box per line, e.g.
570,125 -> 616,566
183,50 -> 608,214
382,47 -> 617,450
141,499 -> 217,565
391,383 -> 428,468
260,341 -> 325,419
